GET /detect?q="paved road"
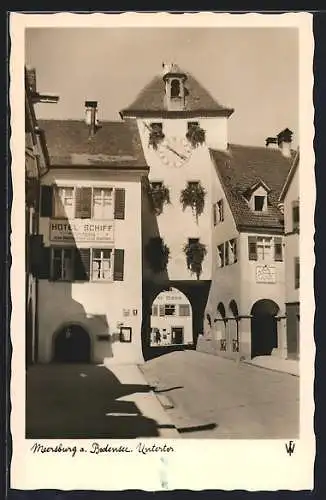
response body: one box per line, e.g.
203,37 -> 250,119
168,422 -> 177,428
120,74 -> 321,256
140,350 -> 299,439
26,363 -> 177,439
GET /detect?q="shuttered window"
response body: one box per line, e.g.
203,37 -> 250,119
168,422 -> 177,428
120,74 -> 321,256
74,248 -> 91,281
274,237 -> 283,262
217,244 -> 225,267
114,189 -> 126,220
113,249 -> 124,281
40,185 -> 53,217
75,187 -> 92,219
159,305 -> 165,317
225,241 -> 229,266
292,200 -> 300,231
179,304 -> 190,317
213,204 -> 217,226
230,238 -> 238,263
294,257 -> 300,289
248,236 -> 257,261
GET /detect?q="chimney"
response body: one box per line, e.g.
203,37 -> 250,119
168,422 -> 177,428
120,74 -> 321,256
85,100 -> 98,137
265,136 -> 278,149
277,128 -> 293,158
26,66 -> 37,94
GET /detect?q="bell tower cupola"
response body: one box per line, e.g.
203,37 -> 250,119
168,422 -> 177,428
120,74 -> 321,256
162,62 -> 188,111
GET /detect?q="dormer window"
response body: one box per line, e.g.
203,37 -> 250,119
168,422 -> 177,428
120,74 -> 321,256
245,180 -> 270,213
254,195 -> 266,212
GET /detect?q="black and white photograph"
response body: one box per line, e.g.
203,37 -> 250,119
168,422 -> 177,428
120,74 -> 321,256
10,12 -> 314,491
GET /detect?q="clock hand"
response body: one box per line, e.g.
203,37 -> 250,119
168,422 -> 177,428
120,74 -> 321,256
166,145 -> 187,161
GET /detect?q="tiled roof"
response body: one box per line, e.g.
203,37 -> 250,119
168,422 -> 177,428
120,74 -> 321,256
120,73 -> 234,117
38,119 -> 148,170
210,145 -> 295,233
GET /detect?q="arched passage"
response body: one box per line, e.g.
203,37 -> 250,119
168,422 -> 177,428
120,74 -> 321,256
251,300 -> 279,358
228,300 -> 239,353
150,287 -> 192,347
215,302 -> 227,350
53,324 -> 91,363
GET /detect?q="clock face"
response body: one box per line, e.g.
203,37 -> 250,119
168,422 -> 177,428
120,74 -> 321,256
157,136 -> 193,167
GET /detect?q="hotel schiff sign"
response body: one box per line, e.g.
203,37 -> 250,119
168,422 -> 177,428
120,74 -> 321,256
50,219 -> 114,243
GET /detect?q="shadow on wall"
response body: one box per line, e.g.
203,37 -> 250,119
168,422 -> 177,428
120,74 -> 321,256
26,364 -> 173,438
34,186 -> 118,365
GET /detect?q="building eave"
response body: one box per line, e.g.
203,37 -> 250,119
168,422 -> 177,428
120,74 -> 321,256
121,108 -> 234,119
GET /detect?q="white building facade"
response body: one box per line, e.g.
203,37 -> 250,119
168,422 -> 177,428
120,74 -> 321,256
121,63 -> 234,352
36,111 -> 148,364
279,151 -> 300,359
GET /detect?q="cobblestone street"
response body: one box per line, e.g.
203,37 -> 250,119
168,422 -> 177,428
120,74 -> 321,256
140,350 -> 299,439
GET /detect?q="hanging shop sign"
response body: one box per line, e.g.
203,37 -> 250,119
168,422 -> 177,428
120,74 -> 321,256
50,219 -> 114,243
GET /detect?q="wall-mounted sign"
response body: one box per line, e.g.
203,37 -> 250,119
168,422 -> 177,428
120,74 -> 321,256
120,327 -> 132,343
50,219 -> 114,243
256,265 -> 276,284
154,287 -> 187,304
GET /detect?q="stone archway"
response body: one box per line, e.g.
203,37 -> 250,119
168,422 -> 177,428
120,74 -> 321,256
228,300 -> 239,353
250,300 -> 279,358
214,302 -> 227,351
53,324 -> 91,363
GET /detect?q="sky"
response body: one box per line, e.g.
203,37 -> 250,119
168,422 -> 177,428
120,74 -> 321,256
25,27 -> 298,147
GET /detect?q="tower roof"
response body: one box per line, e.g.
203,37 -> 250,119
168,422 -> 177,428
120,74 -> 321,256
120,70 -> 234,118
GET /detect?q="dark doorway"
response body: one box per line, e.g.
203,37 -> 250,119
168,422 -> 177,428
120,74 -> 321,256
172,327 -> 184,345
251,300 -> 279,358
53,325 -> 91,363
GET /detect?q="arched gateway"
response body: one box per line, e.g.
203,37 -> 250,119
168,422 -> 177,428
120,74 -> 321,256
53,324 -> 91,363
251,299 -> 279,358
150,288 -> 193,347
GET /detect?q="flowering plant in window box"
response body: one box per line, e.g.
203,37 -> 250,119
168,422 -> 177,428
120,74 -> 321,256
145,237 -> 170,273
183,240 -> 207,279
186,124 -> 206,148
149,184 -> 171,215
180,182 -> 206,222
148,125 -> 165,150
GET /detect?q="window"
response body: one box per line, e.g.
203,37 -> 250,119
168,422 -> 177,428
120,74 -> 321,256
171,79 -> 181,98
179,304 -> 190,316
189,237 -> 199,246
187,121 -> 199,131
294,257 -> 300,289
218,244 -> 225,267
225,241 -> 229,266
292,200 -> 300,232
274,237 -> 283,262
91,249 -> 112,281
150,181 -> 163,191
213,204 -> 217,226
248,236 -> 282,262
93,188 -> 113,219
257,237 -> 272,261
217,199 -> 224,222
52,248 -> 74,281
150,122 -> 163,133
54,187 -> 74,218
164,304 -> 176,316
188,181 -> 199,189
229,239 -> 238,263
159,305 -> 165,317
254,195 -> 265,212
